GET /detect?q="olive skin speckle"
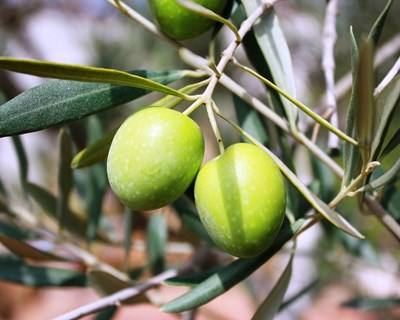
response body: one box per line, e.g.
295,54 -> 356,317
194,143 -> 286,258
107,107 -> 204,210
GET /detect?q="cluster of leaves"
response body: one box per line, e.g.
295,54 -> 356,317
0,0 -> 399,319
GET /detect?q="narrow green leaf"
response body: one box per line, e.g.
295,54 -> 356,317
0,57 -> 186,98
381,127 -> 400,157
241,1 -> 298,127
95,307 -> 118,320
343,27 -> 362,187
233,95 -> 268,145
27,183 -> 109,241
342,297 -> 400,310
172,196 -> 214,246
252,249 -> 294,320
0,70 -> 184,137
11,135 -> 28,194
71,129 -> 117,169
0,235 -> 69,261
0,218 -> 38,240
162,219 -> 304,313
359,158 -> 400,192
81,116 -> 108,243
279,279 -> 319,311
367,0 -> 394,46
150,80 -> 208,109
123,208 -> 134,271
0,255 -> 87,287
88,269 -> 149,304
147,213 -> 167,275
165,267 -> 220,288
356,38 -> 375,165
371,76 -> 400,160
57,128 -> 73,231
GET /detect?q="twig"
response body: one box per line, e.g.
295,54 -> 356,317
364,195 -> 400,242
312,34 -> 400,124
54,269 -> 179,320
374,57 -> 400,95
321,0 -> 339,149
197,0 -> 282,110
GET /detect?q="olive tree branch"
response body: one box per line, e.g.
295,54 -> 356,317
311,34 -> 400,127
54,268 -> 180,320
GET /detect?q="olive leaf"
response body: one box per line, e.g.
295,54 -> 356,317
0,69 -> 185,137
241,0 -> 298,127
162,219 -> 304,313
88,268 -> 149,304
0,235 -> 72,262
0,57 -> 186,98
343,27 -> 362,187
0,255 -> 87,287
71,129 -> 117,169
147,213 -> 167,275
57,128 -> 73,231
252,248 -> 294,320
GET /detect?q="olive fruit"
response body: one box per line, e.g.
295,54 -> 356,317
149,0 -> 228,40
194,143 -> 286,258
107,107 -> 204,210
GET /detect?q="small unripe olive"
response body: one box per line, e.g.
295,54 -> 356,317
194,143 -> 286,258
107,107 -> 204,210
149,0 -> 228,40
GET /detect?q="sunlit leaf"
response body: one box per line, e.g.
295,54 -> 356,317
241,1 -> 298,127
0,57 -> 186,98
71,129 -> 117,169
0,70 -> 185,137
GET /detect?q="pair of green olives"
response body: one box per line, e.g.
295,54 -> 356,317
149,0 -> 228,40
107,107 -> 286,258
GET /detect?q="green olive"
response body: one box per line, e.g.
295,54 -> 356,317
194,143 -> 286,258
149,0 -> 228,40
107,107 -> 204,210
